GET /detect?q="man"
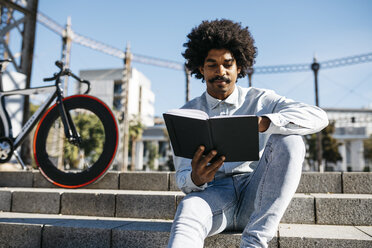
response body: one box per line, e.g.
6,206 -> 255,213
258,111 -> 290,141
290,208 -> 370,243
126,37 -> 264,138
167,19 -> 328,248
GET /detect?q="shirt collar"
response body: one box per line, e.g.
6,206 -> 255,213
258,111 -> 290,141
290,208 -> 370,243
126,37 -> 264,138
206,86 -> 239,109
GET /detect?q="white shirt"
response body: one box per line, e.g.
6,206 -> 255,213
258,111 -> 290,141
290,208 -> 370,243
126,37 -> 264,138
173,85 -> 329,194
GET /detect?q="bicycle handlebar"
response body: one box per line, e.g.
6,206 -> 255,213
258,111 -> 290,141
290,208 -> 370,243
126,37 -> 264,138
43,61 -> 91,94
55,60 -> 63,69
43,74 -> 57,82
0,59 -> 12,63
0,59 -> 12,72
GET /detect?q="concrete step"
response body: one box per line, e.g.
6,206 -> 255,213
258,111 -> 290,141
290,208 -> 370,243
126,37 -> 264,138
1,187 -> 371,226
0,170 -> 371,194
0,212 -> 371,248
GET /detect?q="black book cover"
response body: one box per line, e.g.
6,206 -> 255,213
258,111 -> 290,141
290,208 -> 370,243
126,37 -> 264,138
163,109 -> 259,162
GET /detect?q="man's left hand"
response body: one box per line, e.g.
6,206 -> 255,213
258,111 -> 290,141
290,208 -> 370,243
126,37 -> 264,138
258,116 -> 271,132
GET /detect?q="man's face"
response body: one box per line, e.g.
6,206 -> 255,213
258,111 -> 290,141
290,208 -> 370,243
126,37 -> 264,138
199,49 -> 241,100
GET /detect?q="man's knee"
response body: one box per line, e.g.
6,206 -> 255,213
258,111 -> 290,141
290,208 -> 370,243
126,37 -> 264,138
177,195 -> 213,218
173,195 -> 213,238
268,134 -> 305,161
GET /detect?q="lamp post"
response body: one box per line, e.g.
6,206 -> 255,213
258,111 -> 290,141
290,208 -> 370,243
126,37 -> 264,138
311,56 -> 324,172
119,43 -> 132,171
185,66 -> 190,102
247,67 -> 254,87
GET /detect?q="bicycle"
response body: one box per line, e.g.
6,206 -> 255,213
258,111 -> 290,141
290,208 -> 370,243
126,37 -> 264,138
0,59 -> 119,188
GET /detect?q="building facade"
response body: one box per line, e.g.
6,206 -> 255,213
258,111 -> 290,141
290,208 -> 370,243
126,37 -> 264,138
79,67 -> 156,170
79,68 -> 155,126
324,108 -> 372,171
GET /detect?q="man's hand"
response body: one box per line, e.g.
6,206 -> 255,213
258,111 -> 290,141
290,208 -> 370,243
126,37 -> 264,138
190,146 -> 225,186
258,116 -> 271,132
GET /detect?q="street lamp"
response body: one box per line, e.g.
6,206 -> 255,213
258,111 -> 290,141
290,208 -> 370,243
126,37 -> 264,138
311,56 -> 324,172
247,67 -> 254,87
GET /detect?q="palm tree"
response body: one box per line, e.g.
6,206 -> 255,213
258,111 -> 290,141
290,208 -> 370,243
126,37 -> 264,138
129,116 -> 144,171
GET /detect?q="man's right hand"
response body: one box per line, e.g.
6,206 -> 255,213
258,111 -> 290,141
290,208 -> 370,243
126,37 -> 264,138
190,146 -> 225,186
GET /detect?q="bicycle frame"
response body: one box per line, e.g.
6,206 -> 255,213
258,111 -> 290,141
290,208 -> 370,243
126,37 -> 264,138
0,85 -> 57,149
0,59 -> 92,168
1,80 -> 83,161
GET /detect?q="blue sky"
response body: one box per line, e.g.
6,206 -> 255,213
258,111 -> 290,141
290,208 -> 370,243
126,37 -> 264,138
28,0 -> 372,116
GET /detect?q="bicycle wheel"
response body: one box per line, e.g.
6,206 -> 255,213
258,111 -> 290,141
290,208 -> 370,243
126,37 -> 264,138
33,95 -> 119,188
0,119 -> 14,163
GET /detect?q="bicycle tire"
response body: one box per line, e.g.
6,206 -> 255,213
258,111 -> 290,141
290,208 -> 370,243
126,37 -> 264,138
33,95 -> 119,188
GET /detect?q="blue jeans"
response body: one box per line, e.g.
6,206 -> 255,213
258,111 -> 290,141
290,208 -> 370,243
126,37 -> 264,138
168,134 -> 306,248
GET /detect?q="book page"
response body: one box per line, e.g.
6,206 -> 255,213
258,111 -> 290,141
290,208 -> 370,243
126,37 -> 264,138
164,109 -> 209,120
210,114 -> 256,119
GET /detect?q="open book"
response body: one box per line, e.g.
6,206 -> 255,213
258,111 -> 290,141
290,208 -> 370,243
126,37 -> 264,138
163,109 -> 259,162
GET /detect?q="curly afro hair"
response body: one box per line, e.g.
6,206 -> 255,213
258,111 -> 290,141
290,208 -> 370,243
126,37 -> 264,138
183,19 -> 257,80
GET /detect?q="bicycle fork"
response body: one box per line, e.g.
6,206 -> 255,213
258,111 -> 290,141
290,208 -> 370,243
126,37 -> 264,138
56,95 -> 81,145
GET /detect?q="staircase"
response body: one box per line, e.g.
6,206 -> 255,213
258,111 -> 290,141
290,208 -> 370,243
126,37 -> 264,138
0,171 -> 371,247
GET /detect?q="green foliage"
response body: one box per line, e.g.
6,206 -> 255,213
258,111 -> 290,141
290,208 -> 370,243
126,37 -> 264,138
363,134 -> 372,161
305,133 -> 317,162
305,121 -> 342,166
128,117 -> 144,171
166,155 -> 175,171
321,123 -> 342,163
146,141 -> 159,170
63,112 -> 105,168
129,116 -> 144,154
29,102 -> 39,116
129,117 -> 144,141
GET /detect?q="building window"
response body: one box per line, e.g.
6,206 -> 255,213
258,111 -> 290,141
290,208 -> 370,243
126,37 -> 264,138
114,80 -> 123,95
113,97 -> 122,110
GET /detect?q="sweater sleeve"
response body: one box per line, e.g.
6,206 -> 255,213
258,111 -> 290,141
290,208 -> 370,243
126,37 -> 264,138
259,90 -> 329,135
173,155 -> 208,194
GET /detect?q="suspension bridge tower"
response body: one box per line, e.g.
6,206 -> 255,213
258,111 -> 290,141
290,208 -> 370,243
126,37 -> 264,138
0,0 -> 39,164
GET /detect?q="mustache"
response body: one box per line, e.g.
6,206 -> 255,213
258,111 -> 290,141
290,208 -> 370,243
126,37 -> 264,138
209,76 -> 231,84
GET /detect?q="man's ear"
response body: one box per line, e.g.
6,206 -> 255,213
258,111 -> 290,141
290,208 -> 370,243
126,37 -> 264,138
199,66 -> 204,75
237,67 -> 241,74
